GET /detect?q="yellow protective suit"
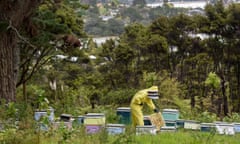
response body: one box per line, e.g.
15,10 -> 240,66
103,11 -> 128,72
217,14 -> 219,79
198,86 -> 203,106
130,86 -> 158,127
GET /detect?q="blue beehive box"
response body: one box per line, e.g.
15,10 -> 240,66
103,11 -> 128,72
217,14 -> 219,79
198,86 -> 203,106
106,124 -> 125,135
165,120 -> 177,127
34,108 -> 54,122
176,119 -> 185,128
72,116 -> 85,127
116,107 -> 131,125
162,109 -> 179,121
200,123 -> 215,132
234,123 -> 240,133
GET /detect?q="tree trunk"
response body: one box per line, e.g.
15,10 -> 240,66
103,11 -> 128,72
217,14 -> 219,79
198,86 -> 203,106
0,0 -> 40,102
0,32 -> 17,102
221,75 -> 229,116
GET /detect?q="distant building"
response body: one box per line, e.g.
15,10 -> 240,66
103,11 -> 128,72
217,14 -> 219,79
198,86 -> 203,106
118,0 -> 134,5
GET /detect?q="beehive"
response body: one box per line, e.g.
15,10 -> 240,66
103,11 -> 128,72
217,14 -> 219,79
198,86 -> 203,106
200,123 -> 216,132
165,120 -> 177,127
106,124 -> 125,135
84,113 -> 105,125
215,122 -> 235,135
233,123 -> 240,133
176,119 -> 185,128
184,120 -> 200,130
136,125 -> 157,135
162,109 -> 179,121
116,107 -> 131,125
85,125 -> 103,134
160,126 -> 177,132
34,108 -> 54,122
84,113 -> 105,134
72,116 -> 85,128
144,115 -> 152,125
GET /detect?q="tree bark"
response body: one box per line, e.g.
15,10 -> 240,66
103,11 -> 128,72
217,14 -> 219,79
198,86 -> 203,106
0,31 -> 17,102
220,75 -> 229,116
0,0 -> 40,102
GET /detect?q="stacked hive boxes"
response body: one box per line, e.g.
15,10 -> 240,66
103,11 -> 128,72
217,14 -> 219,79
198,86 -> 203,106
105,107 -> 132,135
84,113 -> 105,134
34,108 -> 54,131
176,119 -> 185,128
116,107 -> 131,125
34,108 -> 54,122
52,114 -> 73,130
72,116 -> 85,128
161,109 -> 179,132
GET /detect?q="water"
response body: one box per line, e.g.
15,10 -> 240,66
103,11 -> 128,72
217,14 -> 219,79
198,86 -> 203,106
147,1 -> 208,9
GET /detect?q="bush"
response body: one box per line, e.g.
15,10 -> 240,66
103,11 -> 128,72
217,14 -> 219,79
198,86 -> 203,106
101,89 -> 137,106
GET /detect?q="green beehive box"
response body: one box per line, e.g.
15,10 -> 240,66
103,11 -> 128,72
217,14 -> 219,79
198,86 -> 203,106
116,107 -> 131,125
162,109 -> 179,121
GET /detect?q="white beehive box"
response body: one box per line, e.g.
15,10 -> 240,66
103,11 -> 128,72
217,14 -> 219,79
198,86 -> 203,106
184,120 -> 200,130
160,126 -> 177,132
136,125 -> 157,135
215,122 -> 235,135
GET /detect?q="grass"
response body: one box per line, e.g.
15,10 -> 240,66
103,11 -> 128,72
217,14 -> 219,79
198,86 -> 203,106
38,128 -> 240,144
134,131 -> 239,144
1,125 -> 240,144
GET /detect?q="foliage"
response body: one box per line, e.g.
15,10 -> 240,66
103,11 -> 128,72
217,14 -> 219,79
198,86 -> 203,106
7,1 -> 240,130
223,112 -> 240,122
197,111 -> 218,123
101,89 -> 137,106
84,2 -> 187,36
205,72 -> 221,89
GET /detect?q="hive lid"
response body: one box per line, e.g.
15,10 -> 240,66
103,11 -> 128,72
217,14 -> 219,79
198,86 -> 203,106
200,123 -> 215,126
117,107 -> 131,110
184,120 -> 200,123
161,126 -> 176,130
163,109 -> 179,112
85,113 -> 105,117
61,113 -> 72,117
106,123 -> 125,127
136,125 -> 156,128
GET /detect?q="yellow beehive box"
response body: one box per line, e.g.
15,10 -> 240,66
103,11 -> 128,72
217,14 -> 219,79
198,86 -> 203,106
84,113 -> 105,125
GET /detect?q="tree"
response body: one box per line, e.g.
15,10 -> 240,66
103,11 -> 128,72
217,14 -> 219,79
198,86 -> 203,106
0,0 -> 87,103
0,0 -> 41,102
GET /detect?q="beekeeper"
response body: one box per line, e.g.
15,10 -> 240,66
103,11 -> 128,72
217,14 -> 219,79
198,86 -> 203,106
130,86 -> 159,127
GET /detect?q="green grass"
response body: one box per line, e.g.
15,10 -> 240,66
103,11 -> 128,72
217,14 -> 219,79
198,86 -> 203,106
41,129 -> 240,144
1,127 -> 240,144
134,131 -> 239,144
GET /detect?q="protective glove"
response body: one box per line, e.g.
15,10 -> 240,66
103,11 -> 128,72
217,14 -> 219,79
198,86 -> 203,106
154,108 -> 159,113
